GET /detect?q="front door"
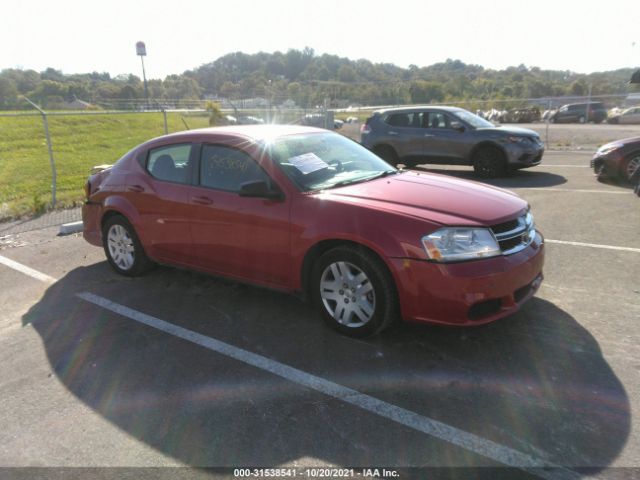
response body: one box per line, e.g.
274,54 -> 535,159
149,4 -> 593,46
188,143 -> 291,288
422,111 -> 469,164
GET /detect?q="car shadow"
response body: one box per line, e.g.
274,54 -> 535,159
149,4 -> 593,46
412,165 -> 568,189
595,176 -> 636,191
23,264 -> 630,477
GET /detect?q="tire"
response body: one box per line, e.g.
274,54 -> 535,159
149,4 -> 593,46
578,116 -> 586,124
621,153 -> 640,183
311,246 -> 399,338
373,145 -> 399,166
102,215 -> 154,276
472,146 -> 507,178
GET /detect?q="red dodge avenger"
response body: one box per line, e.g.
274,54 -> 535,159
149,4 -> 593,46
83,125 -> 544,337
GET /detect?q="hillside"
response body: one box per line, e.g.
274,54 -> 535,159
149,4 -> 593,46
1,49 -> 638,110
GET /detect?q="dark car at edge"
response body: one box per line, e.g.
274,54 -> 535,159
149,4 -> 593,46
591,136 -> 640,183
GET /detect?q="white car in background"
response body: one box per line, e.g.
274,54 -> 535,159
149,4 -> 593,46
607,107 -> 640,124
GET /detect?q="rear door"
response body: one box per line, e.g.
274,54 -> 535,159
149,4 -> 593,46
128,143 -> 196,264
383,112 -> 425,163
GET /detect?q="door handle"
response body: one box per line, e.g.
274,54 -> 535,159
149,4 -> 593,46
424,134 -> 435,137
388,131 -> 399,135
127,185 -> 144,192
192,196 -> 213,205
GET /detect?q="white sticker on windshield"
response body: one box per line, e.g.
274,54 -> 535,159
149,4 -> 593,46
289,153 -> 329,175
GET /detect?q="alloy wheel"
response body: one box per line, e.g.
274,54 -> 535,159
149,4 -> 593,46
319,261 -> 376,328
107,224 -> 135,271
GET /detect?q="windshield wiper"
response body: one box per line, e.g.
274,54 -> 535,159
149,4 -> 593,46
327,170 -> 399,189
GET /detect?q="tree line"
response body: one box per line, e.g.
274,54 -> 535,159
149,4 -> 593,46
1,48 -> 638,110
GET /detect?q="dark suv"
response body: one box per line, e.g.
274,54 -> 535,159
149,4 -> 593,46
361,106 -> 544,177
549,102 -> 607,124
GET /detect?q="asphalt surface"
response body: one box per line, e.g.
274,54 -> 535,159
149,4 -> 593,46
0,151 -> 639,480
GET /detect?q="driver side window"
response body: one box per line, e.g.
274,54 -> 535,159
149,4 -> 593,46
199,144 -> 270,192
424,112 -> 450,129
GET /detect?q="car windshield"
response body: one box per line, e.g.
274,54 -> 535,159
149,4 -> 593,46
452,110 -> 495,128
266,132 -> 396,192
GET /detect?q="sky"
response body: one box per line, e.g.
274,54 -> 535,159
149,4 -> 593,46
2,0 -> 639,79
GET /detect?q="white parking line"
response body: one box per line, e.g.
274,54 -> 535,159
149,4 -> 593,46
0,254 -> 56,284
541,165 -> 589,168
546,239 -> 640,253
76,291 -> 580,480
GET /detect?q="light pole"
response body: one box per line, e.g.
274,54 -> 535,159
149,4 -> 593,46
136,41 -> 149,106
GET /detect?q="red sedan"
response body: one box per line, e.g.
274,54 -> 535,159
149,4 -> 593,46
82,125 -> 544,337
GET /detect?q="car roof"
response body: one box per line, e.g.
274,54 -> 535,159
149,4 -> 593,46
374,105 -> 466,115
150,124 -> 329,144
563,102 -> 604,107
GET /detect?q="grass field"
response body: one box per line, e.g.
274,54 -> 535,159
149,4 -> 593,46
0,111 -> 210,220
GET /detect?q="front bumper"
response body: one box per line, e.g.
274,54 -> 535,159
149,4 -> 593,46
390,232 -> 545,326
505,142 -> 545,168
590,151 -> 622,178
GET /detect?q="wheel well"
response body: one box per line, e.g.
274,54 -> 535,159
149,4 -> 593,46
469,142 -> 507,165
300,239 -> 393,299
624,150 -> 640,161
373,144 -> 396,155
100,210 -> 126,230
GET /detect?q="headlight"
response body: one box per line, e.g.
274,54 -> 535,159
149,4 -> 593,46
422,228 -> 501,262
507,136 -> 527,143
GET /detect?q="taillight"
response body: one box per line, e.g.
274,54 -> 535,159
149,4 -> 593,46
360,123 -> 371,134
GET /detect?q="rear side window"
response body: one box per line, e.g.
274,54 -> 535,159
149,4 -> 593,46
147,144 -> 193,184
385,113 -> 421,128
200,144 -> 270,192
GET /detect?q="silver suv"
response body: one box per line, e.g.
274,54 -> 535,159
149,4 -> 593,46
360,106 -> 544,177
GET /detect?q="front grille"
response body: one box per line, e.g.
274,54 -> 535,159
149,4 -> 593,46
491,218 -> 519,235
490,212 -> 535,255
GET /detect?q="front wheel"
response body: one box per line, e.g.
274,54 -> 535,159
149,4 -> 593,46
622,154 -> 640,183
473,146 -> 507,178
102,215 -> 154,276
312,246 -> 398,337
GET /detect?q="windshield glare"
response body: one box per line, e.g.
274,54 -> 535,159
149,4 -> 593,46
267,132 -> 395,191
452,110 -> 495,129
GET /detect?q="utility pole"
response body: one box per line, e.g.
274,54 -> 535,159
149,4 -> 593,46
136,41 -> 149,107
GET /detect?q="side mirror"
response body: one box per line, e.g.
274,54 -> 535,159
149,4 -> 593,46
239,180 -> 283,200
450,121 -> 466,132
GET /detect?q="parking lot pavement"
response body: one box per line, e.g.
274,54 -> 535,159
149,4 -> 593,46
0,151 -> 638,478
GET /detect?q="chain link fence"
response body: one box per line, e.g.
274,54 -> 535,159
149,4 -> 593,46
1,93 -> 639,224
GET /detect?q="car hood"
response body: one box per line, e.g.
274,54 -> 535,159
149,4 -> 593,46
480,126 -> 540,137
600,136 -> 640,150
319,171 -> 527,226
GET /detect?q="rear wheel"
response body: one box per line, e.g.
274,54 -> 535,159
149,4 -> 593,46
578,116 -> 586,124
102,215 -> 154,276
473,146 -> 507,178
312,246 -> 398,337
374,145 -> 399,166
